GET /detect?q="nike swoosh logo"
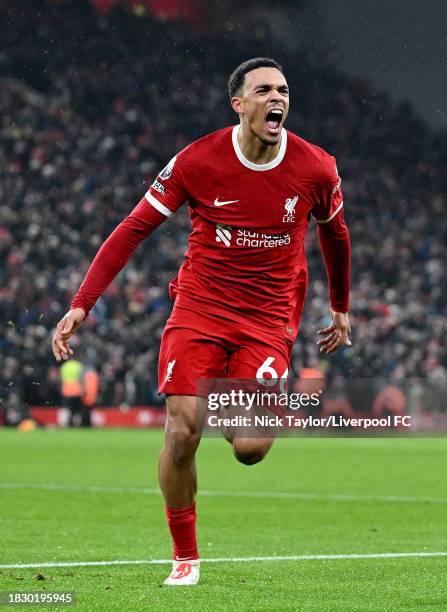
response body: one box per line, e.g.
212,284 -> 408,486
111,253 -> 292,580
214,198 -> 239,207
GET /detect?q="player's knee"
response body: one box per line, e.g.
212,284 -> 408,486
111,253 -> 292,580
165,396 -> 201,464
167,428 -> 200,464
235,449 -> 265,465
232,439 -> 272,465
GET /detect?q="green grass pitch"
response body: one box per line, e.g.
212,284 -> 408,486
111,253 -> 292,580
0,429 -> 446,610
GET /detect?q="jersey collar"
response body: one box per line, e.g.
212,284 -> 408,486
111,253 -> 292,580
232,124 -> 287,171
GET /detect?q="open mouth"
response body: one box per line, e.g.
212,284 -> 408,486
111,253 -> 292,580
265,108 -> 283,134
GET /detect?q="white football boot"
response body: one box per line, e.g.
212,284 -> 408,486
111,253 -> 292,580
163,559 -> 200,586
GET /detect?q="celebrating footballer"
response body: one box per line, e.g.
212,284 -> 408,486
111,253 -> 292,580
52,57 -> 351,585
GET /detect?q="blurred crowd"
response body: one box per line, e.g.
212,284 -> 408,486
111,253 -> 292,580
1,1 -> 446,409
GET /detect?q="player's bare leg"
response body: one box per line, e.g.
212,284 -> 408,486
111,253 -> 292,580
158,395 -> 202,585
159,395 -> 200,506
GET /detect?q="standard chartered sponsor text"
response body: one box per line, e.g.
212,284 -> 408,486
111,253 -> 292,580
236,229 -> 291,248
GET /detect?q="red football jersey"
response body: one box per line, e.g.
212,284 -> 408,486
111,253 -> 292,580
146,125 -> 343,340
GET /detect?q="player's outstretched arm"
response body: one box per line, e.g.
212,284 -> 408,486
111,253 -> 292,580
51,197 -> 166,362
315,208 -> 351,354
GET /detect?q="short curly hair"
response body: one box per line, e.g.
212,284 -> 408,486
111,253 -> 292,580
228,57 -> 284,99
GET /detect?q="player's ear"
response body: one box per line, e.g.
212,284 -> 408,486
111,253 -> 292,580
231,96 -> 244,115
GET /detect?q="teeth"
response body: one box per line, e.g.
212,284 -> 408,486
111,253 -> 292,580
270,109 -> 282,115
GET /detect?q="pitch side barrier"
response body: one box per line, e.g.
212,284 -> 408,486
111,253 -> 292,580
16,378 -> 447,432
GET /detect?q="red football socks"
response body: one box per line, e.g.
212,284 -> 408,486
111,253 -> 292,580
165,503 -> 199,560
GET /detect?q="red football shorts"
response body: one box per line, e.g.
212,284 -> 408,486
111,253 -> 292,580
158,307 -> 293,396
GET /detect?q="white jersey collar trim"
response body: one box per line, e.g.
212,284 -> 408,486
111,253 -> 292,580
232,124 -> 287,171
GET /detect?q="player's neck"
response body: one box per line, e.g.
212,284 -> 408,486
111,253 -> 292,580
237,124 -> 281,165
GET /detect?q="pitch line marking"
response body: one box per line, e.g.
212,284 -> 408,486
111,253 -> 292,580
1,552 -> 447,570
1,482 -> 447,505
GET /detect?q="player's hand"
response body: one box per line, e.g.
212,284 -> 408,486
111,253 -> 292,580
316,309 -> 352,354
52,308 -> 86,362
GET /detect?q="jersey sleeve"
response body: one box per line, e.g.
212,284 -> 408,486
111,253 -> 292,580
312,156 -> 344,224
144,145 -> 195,217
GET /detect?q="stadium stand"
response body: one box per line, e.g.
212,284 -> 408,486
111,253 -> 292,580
1,1 -> 446,408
